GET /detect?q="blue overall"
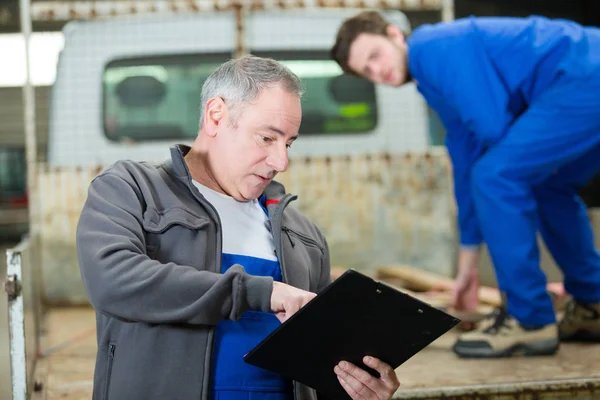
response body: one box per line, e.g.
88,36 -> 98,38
210,196 -> 293,400
407,16 -> 600,326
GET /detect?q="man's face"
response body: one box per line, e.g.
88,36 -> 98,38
207,85 -> 302,201
347,26 -> 408,87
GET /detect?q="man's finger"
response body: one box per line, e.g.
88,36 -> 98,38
450,281 -> 464,308
275,311 -> 286,323
452,285 -> 466,310
337,375 -> 364,400
282,302 -> 300,321
363,357 -> 399,389
450,289 -> 459,309
301,293 -> 317,308
335,362 -> 378,398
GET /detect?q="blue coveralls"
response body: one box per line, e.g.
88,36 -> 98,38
407,16 -> 600,327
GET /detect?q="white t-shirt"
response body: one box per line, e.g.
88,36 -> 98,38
192,180 -> 276,261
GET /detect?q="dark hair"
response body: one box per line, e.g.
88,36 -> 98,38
330,10 -> 392,75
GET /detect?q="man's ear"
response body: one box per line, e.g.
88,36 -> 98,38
386,25 -> 405,44
203,96 -> 226,137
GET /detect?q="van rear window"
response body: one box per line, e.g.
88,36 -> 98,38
254,51 -> 378,135
102,51 -> 377,142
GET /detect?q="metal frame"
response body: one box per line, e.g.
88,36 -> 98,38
6,2 -> 36,397
5,236 -> 43,400
20,0 -> 38,239
5,250 -> 27,400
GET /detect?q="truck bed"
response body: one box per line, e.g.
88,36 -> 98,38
31,307 -> 600,400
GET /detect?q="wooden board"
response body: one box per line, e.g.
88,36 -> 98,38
376,264 -> 503,307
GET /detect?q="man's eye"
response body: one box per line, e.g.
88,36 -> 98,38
286,143 -> 292,149
261,136 -> 273,143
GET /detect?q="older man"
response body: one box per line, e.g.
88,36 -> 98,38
76,54 -> 400,400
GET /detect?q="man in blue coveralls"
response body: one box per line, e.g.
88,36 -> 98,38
331,11 -> 600,358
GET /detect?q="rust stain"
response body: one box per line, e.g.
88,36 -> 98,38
188,0 -> 200,12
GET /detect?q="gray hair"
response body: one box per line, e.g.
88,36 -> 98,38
199,54 -> 304,127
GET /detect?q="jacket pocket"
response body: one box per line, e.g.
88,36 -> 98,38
142,207 -> 212,268
281,226 -> 325,291
143,207 -> 209,233
282,226 -> 325,254
104,343 -> 116,400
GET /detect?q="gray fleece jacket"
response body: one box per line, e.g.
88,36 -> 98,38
76,145 -> 332,400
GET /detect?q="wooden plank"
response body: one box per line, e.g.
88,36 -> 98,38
376,264 -> 503,307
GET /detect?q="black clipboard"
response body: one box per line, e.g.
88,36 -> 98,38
244,269 -> 460,399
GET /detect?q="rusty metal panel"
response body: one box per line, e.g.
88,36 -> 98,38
278,150 -> 456,276
35,151 -> 457,304
37,166 -> 101,304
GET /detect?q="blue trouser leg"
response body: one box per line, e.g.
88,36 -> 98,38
534,146 -> 600,304
471,76 -> 600,327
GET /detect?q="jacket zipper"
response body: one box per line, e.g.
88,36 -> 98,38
282,226 -> 325,254
182,157 -> 223,400
197,198 -> 222,400
104,343 -> 116,400
269,194 -> 302,400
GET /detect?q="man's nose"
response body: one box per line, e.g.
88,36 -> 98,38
370,63 -> 383,79
267,144 -> 289,173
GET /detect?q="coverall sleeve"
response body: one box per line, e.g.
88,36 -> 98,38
409,20 -> 513,245
76,171 -> 273,325
443,120 -> 486,247
412,20 -> 513,146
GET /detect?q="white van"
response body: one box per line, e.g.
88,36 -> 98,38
47,8 -> 436,166
40,8 -> 455,304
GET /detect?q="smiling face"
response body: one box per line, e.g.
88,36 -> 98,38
201,84 -> 302,201
347,25 -> 409,87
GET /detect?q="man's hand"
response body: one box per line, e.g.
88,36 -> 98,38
270,281 -> 316,323
334,356 -> 400,400
450,248 -> 480,312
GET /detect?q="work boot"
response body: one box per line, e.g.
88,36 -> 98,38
452,307 -> 559,358
559,300 -> 600,342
